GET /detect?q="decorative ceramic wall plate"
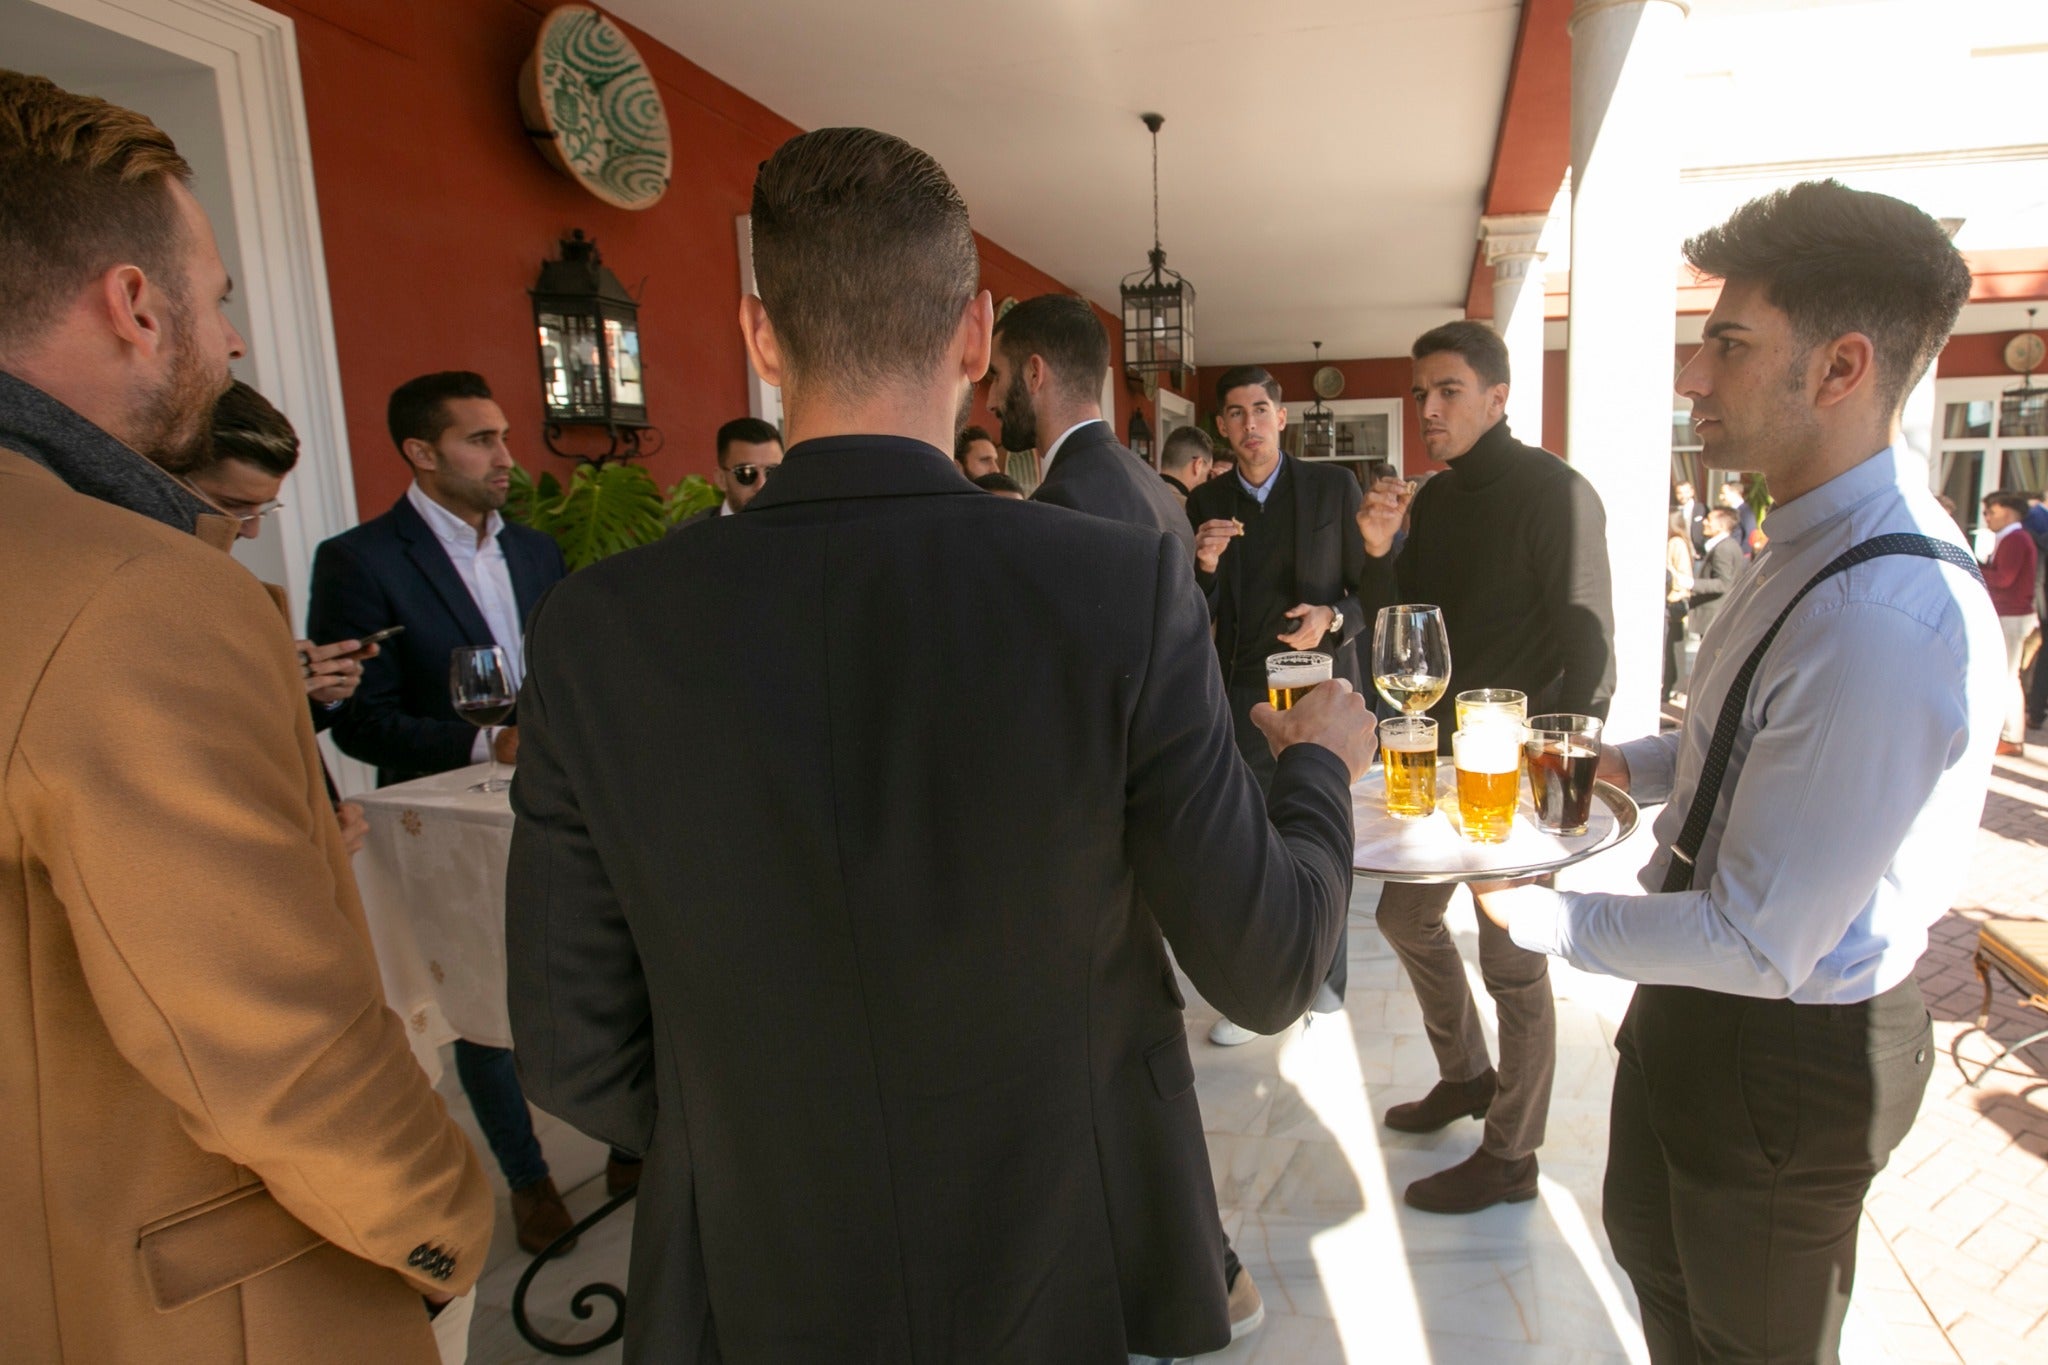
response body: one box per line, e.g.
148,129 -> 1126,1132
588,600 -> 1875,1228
518,6 -> 672,210
1313,365 -> 1346,400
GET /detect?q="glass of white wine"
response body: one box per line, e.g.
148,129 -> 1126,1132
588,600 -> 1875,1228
1372,604 -> 1451,716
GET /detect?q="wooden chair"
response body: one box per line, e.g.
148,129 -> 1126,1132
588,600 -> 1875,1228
1954,919 -> 2048,1086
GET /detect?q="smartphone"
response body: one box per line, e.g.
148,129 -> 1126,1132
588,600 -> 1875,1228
347,624 -> 406,654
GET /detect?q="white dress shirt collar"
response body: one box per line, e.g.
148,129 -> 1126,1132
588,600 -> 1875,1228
407,481 -> 504,551
1701,531 -> 1730,553
1994,519 -> 2025,543
1039,418 -> 1103,477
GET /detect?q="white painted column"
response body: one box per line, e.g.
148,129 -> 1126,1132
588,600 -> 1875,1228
1566,0 -> 1690,743
1481,213 -> 1551,450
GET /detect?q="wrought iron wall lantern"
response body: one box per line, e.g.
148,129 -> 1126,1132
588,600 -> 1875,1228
531,230 -> 661,461
1120,113 -> 1195,392
1127,406 -> 1154,463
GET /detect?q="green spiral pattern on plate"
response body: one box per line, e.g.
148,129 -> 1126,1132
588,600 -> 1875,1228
536,7 -> 670,207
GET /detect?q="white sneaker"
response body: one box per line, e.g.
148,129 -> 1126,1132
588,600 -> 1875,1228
1208,1018 -> 1259,1046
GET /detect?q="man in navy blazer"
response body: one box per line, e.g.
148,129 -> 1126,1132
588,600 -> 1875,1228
306,371 -> 589,1254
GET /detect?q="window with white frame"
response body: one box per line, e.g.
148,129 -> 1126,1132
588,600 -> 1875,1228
1934,376 -> 2048,545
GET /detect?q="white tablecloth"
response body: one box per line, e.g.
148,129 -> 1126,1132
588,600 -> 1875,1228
351,764 -> 517,1077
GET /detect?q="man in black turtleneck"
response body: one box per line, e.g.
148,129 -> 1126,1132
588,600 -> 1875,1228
1356,320 -> 1614,1215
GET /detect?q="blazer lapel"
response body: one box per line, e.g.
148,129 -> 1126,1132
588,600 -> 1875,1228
505,533 -> 552,621
1291,456 -> 1319,602
392,497 -> 496,645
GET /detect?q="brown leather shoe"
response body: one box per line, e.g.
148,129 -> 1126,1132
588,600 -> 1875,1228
1383,1069 -> 1497,1134
1997,739 -> 2026,757
511,1177 -> 577,1254
1404,1149 -> 1539,1214
606,1155 -> 643,1198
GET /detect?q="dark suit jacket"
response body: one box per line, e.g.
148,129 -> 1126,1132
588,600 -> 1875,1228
307,492 -> 566,787
1689,535 -> 1743,639
1183,455 -> 1367,680
505,435 -> 1353,1364
1030,420 -> 1196,557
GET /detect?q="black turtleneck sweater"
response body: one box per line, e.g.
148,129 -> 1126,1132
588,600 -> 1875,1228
1360,420 -> 1614,739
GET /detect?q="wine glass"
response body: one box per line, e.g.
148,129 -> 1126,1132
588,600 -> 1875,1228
450,645 -> 516,793
1372,605 -> 1452,716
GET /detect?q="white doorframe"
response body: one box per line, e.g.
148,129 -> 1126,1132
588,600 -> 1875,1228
29,0 -> 358,632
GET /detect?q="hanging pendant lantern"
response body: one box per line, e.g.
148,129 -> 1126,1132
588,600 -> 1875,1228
1120,113 -> 1196,391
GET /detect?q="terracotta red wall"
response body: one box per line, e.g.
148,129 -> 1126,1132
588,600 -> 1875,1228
265,0 -> 1122,515
1940,331 -> 2028,379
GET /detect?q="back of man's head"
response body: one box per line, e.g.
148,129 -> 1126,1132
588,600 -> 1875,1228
991,294 -> 1108,401
750,128 -> 978,397
1411,319 -> 1510,389
1683,179 -> 1970,418
972,471 -> 1025,498
208,379 -> 299,476
717,415 -> 782,464
1160,425 -> 1214,475
388,371 -> 493,456
0,70 -> 193,362
1706,507 -> 1738,535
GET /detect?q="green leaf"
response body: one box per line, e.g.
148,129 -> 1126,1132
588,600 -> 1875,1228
547,462 -> 667,569
664,473 -> 722,523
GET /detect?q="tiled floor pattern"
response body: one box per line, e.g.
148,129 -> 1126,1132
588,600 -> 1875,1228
461,742 -> 2048,1364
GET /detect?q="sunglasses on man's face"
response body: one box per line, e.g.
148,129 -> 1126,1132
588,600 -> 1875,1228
728,463 -> 774,487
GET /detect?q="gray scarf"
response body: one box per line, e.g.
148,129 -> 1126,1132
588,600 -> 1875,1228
0,368 -> 212,534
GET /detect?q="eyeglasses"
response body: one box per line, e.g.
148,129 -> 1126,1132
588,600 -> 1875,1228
727,464 -> 774,487
222,500 -> 285,525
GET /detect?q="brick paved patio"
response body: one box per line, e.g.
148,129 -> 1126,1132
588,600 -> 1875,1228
1863,741 -> 2048,1365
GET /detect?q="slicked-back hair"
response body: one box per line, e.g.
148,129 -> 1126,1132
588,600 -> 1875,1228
1160,425 -> 1214,472
750,127 -> 979,395
1984,491 -> 2030,518
1214,365 -> 1281,407
991,294 -> 1108,398
1413,319 -> 1510,389
207,379 -> 299,476
0,70 -> 194,355
954,424 -> 995,461
717,416 -> 782,463
388,371 -> 493,455
1684,180 -> 1971,417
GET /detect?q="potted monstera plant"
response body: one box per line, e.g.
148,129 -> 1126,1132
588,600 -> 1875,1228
507,462 -> 721,570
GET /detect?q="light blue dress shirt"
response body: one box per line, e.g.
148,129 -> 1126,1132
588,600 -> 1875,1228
1236,458 -> 1283,505
1508,448 -> 2006,1003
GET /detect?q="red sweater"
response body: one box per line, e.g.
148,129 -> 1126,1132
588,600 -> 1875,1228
1983,525 -> 2038,617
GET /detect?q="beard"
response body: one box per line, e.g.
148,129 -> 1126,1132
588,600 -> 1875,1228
135,289 -> 231,475
994,369 -> 1037,453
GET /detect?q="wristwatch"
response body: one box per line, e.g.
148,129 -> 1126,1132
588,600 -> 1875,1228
1328,608 -> 1345,638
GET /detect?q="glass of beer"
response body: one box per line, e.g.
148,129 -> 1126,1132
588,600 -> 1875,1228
1452,726 -> 1520,844
1524,714 -> 1603,836
1266,652 -> 1333,711
1455,688 -> 1527,734
1379,716 -> 1438,819
1372,605 -> 1451,716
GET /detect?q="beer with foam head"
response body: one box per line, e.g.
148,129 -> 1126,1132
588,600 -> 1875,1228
1379,716 -> 1438,819
1452,726 -> 1519,844
1266,652 -> 1333,711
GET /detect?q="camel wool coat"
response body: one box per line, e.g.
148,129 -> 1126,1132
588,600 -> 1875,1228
0,446 -> 494,1364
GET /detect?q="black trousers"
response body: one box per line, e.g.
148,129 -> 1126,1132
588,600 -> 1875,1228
1225,684 -> 1347,1006
1605,977 -> 1932,1364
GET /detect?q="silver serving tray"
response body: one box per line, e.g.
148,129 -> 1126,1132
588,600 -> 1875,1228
1351,768 -> 1639,884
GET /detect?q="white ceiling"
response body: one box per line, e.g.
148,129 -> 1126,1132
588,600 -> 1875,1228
614,0 -> 2048,365
610,0 -> 1523,364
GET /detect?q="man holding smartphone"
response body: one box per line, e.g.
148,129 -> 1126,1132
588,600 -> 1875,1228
307,370 -> 604,1254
